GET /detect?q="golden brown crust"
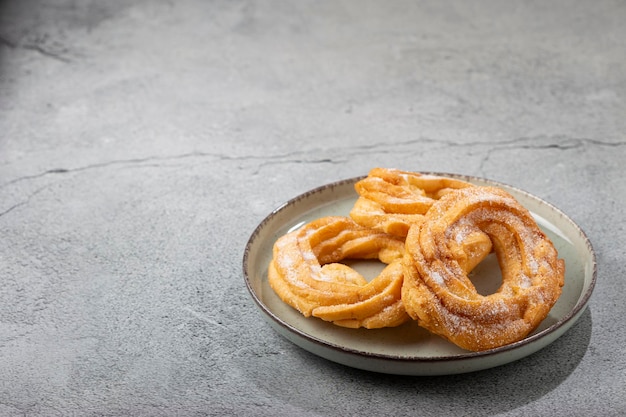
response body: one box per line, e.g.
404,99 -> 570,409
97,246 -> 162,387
267,169 -> 565,351
349,168 -> 474,237
401,186 -> 565,351
268,216 -> 410,329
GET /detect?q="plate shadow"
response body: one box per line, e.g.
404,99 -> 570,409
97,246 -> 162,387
239,307 -> 592,416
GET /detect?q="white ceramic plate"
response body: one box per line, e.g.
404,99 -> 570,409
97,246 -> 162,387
243,173 -> 596,375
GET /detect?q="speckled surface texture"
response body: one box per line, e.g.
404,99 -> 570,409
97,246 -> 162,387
1,0 -> 624,415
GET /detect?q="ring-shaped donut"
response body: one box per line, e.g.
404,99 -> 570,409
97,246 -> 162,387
268,216 -> 410,329
401,186 -> 565,351
350,168 -> 475,237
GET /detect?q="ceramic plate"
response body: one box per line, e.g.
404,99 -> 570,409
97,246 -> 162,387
242,173 -> 596,375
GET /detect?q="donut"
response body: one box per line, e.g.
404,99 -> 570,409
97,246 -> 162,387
401,186 -> 565,351
349,167 -> 475,237
268,216 -> 410,329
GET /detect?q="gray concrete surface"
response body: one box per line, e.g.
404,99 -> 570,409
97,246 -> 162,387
1,0 -> 625,415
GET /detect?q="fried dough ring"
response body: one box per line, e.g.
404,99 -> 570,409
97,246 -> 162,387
402,186 -> 565,351
350,168 -> 475,237
268,216 -> 410,329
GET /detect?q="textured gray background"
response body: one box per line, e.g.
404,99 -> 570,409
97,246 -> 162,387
0,0 -> 625,416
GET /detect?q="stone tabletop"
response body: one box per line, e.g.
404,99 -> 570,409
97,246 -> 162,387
1,0 -> 625,415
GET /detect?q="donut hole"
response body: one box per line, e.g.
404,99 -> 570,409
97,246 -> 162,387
466,253 -> 503,296
343,259 -> 387,282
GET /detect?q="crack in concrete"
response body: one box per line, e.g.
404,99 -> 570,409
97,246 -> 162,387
0,150 -> 346,189
252,157 -> 343,175
475,136 -> 626,175
0,153 -> 223,218
251,136 -> 625,176
4,137 -> 623,190
0,185 -> 51,218
0,152 -> 219,189
1,137 -> 622,218
0,33 -> 71,63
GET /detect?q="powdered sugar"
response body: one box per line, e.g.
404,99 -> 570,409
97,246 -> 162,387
430,270 -> 444,285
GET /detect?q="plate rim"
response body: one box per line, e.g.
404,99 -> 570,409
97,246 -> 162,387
242,172 -> 597,366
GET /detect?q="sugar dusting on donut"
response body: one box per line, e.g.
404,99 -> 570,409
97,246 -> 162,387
402,185 -> 565,351
268,216 -> 410,328
268,170 -> 564,351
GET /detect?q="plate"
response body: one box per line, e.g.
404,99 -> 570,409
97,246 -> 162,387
242,173 -> 596,375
